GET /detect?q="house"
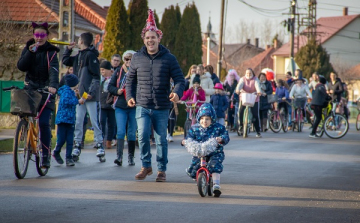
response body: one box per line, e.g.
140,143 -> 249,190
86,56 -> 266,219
272,9 -> 360,79
341,63 -> 360,101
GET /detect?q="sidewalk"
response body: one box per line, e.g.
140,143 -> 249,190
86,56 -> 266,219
0,129 -> 14,141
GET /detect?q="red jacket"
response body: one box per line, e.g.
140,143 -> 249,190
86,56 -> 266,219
181,87 -> 206,108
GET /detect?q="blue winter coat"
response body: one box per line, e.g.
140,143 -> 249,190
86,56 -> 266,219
187,103 -> 230,155
126,45 -> 185,109
210,93 -> 229,119
55,85 -> 79,125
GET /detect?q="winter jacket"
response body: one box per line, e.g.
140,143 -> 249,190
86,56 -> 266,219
236,76 -> 261,102
108,66 -> 133,110
275,86 -> 290,101
289,84 -> 312,99
259,80 -> 273,110
62,45 -> 100,102
189,73 -> 215,102
224,80 -> 238,97
210,93 -> 229,118
328,78 -> 343,102
126,45 -> 185,109
184,77 -> 191,91
55,85 -> 78,124
211,73 -> 221,86
17,39 -> 59,111
99,76 -> 112,110
311,83 -> 331,107
185,103 -> 230,156
181,87 -> 206,108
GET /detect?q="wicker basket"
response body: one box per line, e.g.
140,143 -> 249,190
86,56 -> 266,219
10,89 -> 42,117
293,98 -> 307,108
241,93 -> 257,107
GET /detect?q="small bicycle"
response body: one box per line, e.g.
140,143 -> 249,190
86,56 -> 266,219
3,86 -> 52,179
267,94 -> 282,133
237,93 -> 257,138
315,100 -> 349,139
291,97 -> 307,132
196,156 -> 214,197
179,100 -> 206,138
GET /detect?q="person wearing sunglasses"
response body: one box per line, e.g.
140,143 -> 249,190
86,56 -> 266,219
17,22 -> 60,168
108,50 -> 137,166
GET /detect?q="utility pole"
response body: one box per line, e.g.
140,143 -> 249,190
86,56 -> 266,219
290,0 -> 296,58
217,0 -> 225,76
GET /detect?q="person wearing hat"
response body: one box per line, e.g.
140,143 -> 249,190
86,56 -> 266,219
126,9 -> 185,182
53,74 -> 80,166
99,60 -> 116,150
181,74 -> 206,113
210,83 -> 229,125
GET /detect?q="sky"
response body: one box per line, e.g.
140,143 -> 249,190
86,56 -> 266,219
93,0 -> 360,44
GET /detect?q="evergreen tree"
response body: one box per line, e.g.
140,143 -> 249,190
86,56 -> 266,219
128,0 -> 148,51
154,10 -> 160,30
175,4 -> 181,25
102,0 -> 129,60
174,3 -> 202,74
160,6 -> 178,53
295,39 -> 333,79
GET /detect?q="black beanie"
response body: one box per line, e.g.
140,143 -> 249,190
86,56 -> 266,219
192,75 -> 201,84
100,60 -> 112,70
65,74 -> 79,87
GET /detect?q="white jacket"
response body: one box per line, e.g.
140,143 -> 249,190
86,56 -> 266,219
189,72 -> 215,102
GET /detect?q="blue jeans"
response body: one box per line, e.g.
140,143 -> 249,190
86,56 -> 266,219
54,123 -> 74,159
136,106 -> 169,172
115,107 -> 137,141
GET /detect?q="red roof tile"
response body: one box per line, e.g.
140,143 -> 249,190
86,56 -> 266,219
240,47 -> 276,75
0,0 -> 59,23
344,63 -> 360,80
273,14 -> 360,56
202,44 -> 235,73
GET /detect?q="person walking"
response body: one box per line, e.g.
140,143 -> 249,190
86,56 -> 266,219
108,50 -> 137,166
223,69 -> 240,131
184,64 -> 197,91
17,22 -> 59,168
210,83 -> 229,125
126,9 -> 185,182
258,72 -> 273,132
62,32 -> 105,161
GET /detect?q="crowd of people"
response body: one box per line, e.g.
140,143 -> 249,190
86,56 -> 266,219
16,9 -> 352,198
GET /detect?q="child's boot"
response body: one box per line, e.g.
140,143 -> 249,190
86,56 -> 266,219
213,184 -> 221,197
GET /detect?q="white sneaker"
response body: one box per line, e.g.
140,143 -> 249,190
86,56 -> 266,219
111,139 -> 117,146
72,148 -> 81,157
168,135 -> 173,142
166,134 -> 170,141
213,184 -> 221,197
96,148 -> 105,157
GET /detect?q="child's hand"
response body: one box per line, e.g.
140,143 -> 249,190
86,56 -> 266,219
181,139 -> 185,146
78,98 -> 85,104
216,137 -> 222,143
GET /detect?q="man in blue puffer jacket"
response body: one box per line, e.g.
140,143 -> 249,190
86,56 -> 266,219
126,9 -> 185,182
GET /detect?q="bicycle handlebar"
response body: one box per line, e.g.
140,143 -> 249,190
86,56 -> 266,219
2,86 -> 52,95
178,100 -> 206,107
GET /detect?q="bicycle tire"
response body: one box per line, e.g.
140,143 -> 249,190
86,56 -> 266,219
13,119 -> 31,179
36,143 -> 50,176
280,109 -> 288,132
324,114 -> 349,139
243,107 -> 248,138
269,111 -> 282,133
356,113 -> 360,131
207,176 -> 214,196
297,109 -> 302,132
197,172 -> 207,197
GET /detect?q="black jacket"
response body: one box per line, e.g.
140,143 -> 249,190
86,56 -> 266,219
328,78 -> 343,102
211,73 -> 221,86
108,66 -> 132,109
17,39 -> 59,110
62,45 -> 100,102
126,45 -> 185,109
259,80 -> 273,110
311,83 -> 331,107
99,78 -> 113,110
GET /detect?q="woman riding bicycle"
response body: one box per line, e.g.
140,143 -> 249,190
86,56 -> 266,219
289,70 -> 312,122
235,68 -> 262,138
17,22 -> 59,168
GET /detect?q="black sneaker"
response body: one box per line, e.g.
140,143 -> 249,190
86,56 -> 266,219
52,151 -> 64,164
256,132 -> 262,138
309,133 -> 319,138
66,158 -> 75,166
42,155 -> 50,168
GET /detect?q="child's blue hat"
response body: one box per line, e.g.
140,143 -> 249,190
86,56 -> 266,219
65,74 -> 79,87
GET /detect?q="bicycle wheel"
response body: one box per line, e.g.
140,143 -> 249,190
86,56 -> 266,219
324,114 -> 349,139
356,113 -> 360,131
269,111 -> 282,133
36,144 -> 50,176
207,176 -> 214,196
13,119 -> 31,179
243,107 -> 248,138
280,109 -> 288,132
197,172 -> 207,197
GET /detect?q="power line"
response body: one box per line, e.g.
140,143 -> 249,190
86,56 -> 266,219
316,1 -> 360,10
238,0 -> 288,17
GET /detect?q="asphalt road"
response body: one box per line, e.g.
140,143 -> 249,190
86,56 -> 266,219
0,125 -> 359,223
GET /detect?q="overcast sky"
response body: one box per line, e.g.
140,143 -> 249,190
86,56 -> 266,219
93,0 -> 360,44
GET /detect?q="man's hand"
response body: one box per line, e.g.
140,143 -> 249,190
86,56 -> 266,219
169,92 -> 179,102
87,95 -> 92,100
117,89 -> 124,95
329,90 -> 334,94
48,87 -> 57,94
67,42 -> 76,50
128,98 -> 136,107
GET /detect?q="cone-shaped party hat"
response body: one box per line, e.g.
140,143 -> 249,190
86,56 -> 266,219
141,9 -> 163,40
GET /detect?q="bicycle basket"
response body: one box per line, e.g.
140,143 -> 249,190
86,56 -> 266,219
293,98 -> 306,108
267,94 -> 278,103
241,93 -> 257,107
10,89 -> 42,116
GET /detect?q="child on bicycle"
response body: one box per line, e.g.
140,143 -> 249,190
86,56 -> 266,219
210,83 -> 229,125
309,75 -> 331,138
181,74 -> 206,112
275,79 -> 290,117
182,103 -> 230,197
52,74 -> 80,166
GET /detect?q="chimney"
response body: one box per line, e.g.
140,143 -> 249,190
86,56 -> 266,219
274,39 -> 278,49
343,7 -> 348,16
247,39 -> 250,44
255,38 -> 259,48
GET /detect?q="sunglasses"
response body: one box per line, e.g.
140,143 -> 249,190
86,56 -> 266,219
124,58 -> 132,61
33,33 -> 47,38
